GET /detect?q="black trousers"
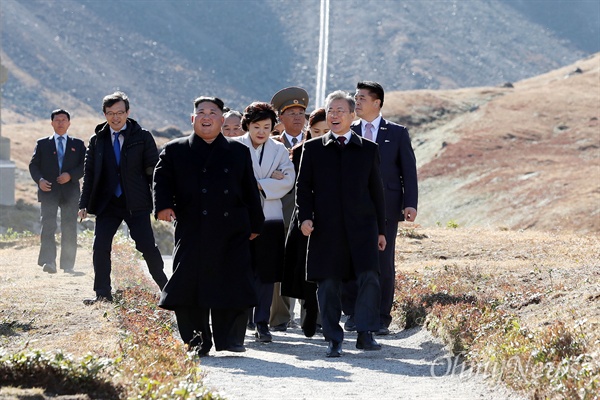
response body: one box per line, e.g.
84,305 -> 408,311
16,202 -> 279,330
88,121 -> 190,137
92,196 -> 167,297
318,270 -> 380,344
38,192 -> 79,270
174,306 -> 248,351
342,220 -> 398,328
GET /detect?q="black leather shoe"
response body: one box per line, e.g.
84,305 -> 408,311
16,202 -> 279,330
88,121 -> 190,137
302,307 -> 318,338
247,322 -> 256,330
375,326 -> 390,336
83,294 -> 113,305
42,263 -> 57,274
343,315 -> 356,332
255,322 -> 272,342
326,340 -> 342,357
225,344 -> 246,353
270,322 -> 287,332
356,331 -> 382,351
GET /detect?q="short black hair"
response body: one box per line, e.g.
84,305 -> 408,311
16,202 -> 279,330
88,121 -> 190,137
194,96 -> 225,112
102,91 -> 130,113
357,81 -> 385,108
51,109 -> 70,121
241,102 -> 278,132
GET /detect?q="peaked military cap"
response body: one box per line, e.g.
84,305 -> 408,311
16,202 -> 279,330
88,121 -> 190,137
271,86 -> 309,114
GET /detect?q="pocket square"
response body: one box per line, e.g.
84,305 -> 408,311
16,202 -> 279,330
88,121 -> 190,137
71,148 -> 76,151
384,140 -> 391,143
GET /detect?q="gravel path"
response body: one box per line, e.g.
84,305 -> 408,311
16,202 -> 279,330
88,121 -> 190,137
161,257 -> 524,400
197,318 -> 524,400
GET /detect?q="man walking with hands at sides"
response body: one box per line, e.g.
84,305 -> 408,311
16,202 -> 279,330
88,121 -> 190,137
343,81 -> 419,335
296,90 -> 386,358
269,86 -> 310,331
153,96 -> 264,356
78,91 -> 168,305
29,109 -> 86,274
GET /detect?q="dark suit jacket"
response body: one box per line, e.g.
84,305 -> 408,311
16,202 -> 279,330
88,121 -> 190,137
29,135 -> 86,202
296,132 -> 386,281
351,118 -> 418,222
154,133 -> 265,310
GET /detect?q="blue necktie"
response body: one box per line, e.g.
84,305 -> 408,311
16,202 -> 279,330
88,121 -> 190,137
57,136 -> 65,172
113,132 -> 122,197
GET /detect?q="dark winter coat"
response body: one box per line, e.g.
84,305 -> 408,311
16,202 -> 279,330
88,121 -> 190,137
153,133 -> 264,310
296,132 -> 386,281
79,118 -> 158,215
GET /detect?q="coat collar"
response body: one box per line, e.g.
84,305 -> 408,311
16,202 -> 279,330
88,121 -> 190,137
323,131 -> 363,147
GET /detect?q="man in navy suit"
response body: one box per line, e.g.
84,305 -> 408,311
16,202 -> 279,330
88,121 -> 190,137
29,109 -> 86,273
343,81 -> 418,335
297,90 -> 386,357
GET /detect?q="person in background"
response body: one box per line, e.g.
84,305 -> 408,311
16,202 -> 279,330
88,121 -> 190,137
78,91 -> 168,304
268,86 -> 310,332
29,109 -> 85,274
234,101 -> 295,342
343,81 -> 419,335
296,90 -> 386,357
281,107 -> 328,337
222,110 -> 245,137
154,96 -> 264,356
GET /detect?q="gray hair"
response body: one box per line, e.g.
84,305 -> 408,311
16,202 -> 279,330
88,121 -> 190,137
324,90 -> 355,113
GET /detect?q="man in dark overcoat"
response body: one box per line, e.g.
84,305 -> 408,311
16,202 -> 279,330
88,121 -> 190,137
296,90 -> 386,358
153,96 -> 264,356
343,81 -> 419,335
29,109 -> 85,273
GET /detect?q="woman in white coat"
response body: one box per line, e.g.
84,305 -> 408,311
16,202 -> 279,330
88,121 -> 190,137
235,102 -> 295,342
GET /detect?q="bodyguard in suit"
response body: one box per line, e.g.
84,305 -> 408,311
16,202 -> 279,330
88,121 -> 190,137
343,81 -> 419,335
78,91 -> 168,304
296,90 -> 386,357
29,109 -> 85,273
154,96 -> 264,356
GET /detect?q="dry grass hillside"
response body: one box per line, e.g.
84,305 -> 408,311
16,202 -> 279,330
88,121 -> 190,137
384,53 -> 600,233
2,55 -> 598,235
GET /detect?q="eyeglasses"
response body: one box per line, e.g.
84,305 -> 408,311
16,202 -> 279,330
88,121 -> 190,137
105,111 -> 127,117
327,109 -> 350,116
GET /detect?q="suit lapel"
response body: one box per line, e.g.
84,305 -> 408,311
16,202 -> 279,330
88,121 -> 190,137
376,119 -> 389,145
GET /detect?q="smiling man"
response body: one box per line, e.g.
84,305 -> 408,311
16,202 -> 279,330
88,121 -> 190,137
296,90 -> 386,358
78,91 -> 168,305
153,96 -> 264,357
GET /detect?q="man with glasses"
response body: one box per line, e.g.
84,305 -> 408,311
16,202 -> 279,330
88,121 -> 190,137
78,91 -> 168,305
343,81 -> 419,336
29,109 -> 86,274
296,90 -> 386,357
268,86 -> 310,332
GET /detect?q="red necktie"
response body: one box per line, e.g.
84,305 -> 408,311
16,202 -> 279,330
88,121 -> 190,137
337,136 -> 346,148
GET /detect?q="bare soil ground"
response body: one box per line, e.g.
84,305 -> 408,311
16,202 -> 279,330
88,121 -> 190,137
1,225 -> 597,399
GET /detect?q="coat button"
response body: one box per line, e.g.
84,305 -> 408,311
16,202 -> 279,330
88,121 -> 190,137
202,168 -> 207,173
202,210 -> 207,215
224,168 -> 229,173
224,189 -> 229,194
202,188 -> 207,193
224,212 -> 229,217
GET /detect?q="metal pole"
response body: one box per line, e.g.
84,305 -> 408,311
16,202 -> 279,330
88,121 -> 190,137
316,0 -> 330,108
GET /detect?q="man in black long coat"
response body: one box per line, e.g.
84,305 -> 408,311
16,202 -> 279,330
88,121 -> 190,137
296,90 -> 386,358
153,96 -> 264,356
